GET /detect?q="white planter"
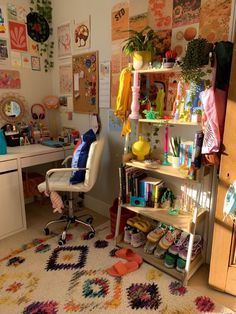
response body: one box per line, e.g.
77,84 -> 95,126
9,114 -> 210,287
172,156 -> 180,168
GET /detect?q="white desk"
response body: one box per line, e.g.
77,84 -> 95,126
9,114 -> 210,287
0,144 -> 73,240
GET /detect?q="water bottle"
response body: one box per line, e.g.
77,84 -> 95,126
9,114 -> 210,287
0,129 -> 7,155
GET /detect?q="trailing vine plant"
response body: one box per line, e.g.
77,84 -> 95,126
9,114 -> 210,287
29,0 -> 54,72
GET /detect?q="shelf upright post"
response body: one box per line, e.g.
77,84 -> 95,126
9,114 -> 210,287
162,125 -> 171,166
129,71 -> 140,119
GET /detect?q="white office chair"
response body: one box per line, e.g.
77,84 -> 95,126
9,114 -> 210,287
38,137 -> 105,245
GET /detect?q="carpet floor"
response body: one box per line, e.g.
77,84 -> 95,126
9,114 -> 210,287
0,221 -> 234,314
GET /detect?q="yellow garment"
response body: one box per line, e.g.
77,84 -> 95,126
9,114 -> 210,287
114,67 -> 132,135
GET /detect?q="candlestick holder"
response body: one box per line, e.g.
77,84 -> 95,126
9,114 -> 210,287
162,152 -> 171,166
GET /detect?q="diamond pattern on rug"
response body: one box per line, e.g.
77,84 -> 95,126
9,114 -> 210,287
46,245 -> 88,271
23,300 -> 59,314
64,269 -> 122,312
0,272 -> 39,305
126,282 -> 162,310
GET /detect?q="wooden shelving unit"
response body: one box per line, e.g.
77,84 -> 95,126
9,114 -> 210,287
116,234 -> 204,282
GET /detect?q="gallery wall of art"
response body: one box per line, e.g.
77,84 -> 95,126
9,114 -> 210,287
0,0 -> 53,122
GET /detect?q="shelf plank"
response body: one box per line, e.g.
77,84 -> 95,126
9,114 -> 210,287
126,161 -> 194,181
133,67 -> 181,74
121,204 -> 206,233
138,118 -> 201,126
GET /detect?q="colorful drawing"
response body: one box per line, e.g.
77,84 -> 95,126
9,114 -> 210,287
171,23 -> 199,57
0,70 -> 21,88
112,1 -> 129,41
154,29 -> 172,59
129,13 -> 148,32
31,56 -> 40,71
21,53 -> 31,69
148,0 -> 172,30
11,51 -> 21,67
0,5 -> 8,38
73,17 -> 91,50
28,38 -> 39,55
57,22 -> 71,57
199,0 -> 232,42
7,3 -> 17,20
172,0 -> 201,28
9,21 -> 27,51
59,63 -> 73,95
0,38 -> 9,65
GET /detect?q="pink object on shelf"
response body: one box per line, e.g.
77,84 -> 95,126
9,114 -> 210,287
164,126 -> 169,153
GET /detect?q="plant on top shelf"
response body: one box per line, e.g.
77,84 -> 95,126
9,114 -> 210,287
122,26 -> 159,69
180,37 -> 213,84
170,136 -> 181,157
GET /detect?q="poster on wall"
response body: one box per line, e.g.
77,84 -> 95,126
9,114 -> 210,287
59,63 -> 73,95
0,69 -> 21,88
21,53 -> 31,69
28,38 -> 39,55
0,38 -> 9,65
57,22 -> 72,58
11,51 -> 21,67
148,0 -> 172,30
72,50 -> 98,113
73,17 -> 91,51
172,0 -> 201,28
0,4 -> 9,38
99,61 -> 111,108
9,21 -> 28,51
111,1 -> 129,41
31,56 -> 40,71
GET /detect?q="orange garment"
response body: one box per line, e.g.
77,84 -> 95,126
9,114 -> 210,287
114,67 -> 132,135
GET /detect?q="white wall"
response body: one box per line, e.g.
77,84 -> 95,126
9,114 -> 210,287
52,0 -> 124,216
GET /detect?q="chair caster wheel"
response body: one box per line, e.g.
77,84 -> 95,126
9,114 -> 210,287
87,231 -> 95,239
44,228 -> 50,235
86,217 -> 93,224
58,238 -> 66,245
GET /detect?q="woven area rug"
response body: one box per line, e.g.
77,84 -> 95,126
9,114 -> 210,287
0,222 -> 233,314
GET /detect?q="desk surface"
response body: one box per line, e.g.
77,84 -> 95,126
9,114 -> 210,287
0,144 -> 74,163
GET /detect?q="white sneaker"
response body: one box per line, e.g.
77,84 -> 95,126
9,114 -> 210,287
124,225 -> 132,243
131,230 -> 146,248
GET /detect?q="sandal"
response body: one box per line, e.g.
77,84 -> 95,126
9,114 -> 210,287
105,261 -> 139,277
115,248 -> 143,265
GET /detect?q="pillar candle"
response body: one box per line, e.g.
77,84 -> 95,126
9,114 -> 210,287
164,126 -> 169,153
133,71 -> 139,87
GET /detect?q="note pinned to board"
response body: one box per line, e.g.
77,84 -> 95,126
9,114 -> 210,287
99,61 -> 110,108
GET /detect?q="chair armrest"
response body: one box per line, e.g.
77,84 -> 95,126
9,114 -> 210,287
61,155 -> 73,167
45,167 -> 88,192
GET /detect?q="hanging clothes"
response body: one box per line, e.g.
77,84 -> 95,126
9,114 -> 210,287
114,67 -> 132,135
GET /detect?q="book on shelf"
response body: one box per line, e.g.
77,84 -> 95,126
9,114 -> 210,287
139,176 -> 164,208
179,141 -> 194,168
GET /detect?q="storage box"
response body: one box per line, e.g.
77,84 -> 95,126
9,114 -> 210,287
5,131 -> 20,146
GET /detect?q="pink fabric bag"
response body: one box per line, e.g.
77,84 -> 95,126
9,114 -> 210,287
200,86 -> 221,154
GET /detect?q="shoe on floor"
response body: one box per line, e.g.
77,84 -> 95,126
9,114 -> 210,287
106,261 -> 139,277
144,240 -> 157,254
115,248 -> 143,265
123,224 -> 132,243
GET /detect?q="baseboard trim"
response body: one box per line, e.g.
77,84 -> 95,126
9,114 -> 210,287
84,195 -> 110,218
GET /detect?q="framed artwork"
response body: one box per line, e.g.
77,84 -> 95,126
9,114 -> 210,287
73,16 -> 91,51
31,56 -> 40,71
57,22 -> 72,58
0,4 -> 9,38
59,63 -> 73,95
9,21 -> 27,51
0,38 -> 9,65
0,70 -> 21,88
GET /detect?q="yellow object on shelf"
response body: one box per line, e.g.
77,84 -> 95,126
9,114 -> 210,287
132,136 -> 151,161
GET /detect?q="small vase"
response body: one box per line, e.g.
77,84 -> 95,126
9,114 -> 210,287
132,136 -> 150,161
172,156 -> 180,168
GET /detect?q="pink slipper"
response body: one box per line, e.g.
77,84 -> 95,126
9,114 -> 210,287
115,248 -> 143,265
105,261 -> 139,277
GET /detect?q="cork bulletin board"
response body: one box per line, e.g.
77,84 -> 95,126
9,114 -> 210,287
72,50 -> 99,113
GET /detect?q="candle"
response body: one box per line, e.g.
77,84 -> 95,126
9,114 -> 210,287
164,126 -> 169,153
133,71 -> 139,87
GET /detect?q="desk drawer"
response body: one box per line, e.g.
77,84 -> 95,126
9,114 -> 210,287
0,159 -> 18,173
21,150 -> 71,168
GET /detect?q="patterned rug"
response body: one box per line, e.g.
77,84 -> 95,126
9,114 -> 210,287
0,222 -> 233,314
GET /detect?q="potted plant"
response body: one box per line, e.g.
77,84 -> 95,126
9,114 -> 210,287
191,108 -> 202,123
170,136 -> 181,168
180,37 -> 213,85
122,26 -> 158,70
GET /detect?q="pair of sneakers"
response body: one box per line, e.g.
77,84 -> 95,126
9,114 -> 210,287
153,226 -> 181,258
144,223 -> 168,254
124,224 -> 146,248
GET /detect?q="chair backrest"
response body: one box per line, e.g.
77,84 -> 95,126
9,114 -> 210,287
83,137 -> 105,190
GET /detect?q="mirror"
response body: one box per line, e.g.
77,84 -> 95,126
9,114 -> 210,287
0,93 -> 26,123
